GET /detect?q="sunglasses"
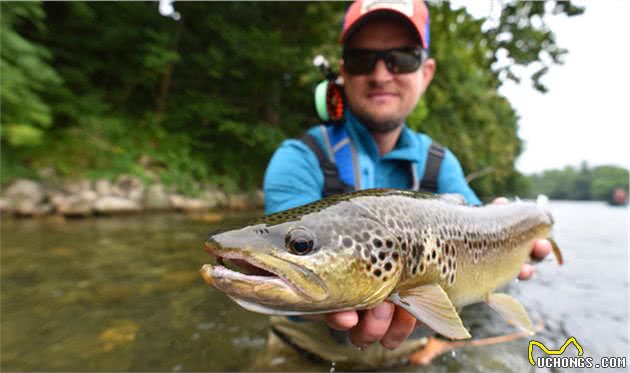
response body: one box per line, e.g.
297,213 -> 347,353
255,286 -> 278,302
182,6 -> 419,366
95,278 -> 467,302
342,47 -> 426,75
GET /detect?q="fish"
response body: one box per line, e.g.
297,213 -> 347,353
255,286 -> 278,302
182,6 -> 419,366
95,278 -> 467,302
200,189 -> 563,340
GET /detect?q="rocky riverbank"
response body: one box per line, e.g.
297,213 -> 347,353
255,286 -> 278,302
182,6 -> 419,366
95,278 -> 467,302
0,176 -> 263,218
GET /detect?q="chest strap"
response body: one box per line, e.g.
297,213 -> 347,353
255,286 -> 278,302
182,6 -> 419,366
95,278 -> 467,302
300,133 -> 445,196
300,133 -> 354,197
419,142 -> 445,193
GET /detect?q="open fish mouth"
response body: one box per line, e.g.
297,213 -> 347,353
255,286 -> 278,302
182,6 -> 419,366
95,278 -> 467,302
200,240 -> 301,302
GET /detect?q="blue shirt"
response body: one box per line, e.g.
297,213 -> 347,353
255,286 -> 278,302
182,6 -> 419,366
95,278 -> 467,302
263,112 -> 480,214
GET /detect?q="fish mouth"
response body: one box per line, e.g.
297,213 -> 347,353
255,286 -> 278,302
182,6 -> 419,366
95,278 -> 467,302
200,239 -> 311,307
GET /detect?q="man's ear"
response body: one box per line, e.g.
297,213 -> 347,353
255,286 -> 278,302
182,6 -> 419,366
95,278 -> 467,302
421,58 -> 436,90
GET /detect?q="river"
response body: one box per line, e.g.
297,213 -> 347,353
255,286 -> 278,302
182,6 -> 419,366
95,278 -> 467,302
1,201 -> 628,372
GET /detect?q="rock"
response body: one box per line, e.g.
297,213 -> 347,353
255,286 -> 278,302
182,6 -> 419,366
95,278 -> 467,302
14,200 -> 53,216
94,179 -> 113,197
4,179 -> 45,204
94,196 -> 141,214
200,186 -> 228,208
227,193 -> 250,210
55,195 -> 94,217
144,184 -> 170,210
168,194 -> 211,212
112,175 -> 144,202
62,179 -> 92,194
253,189 -> 265,209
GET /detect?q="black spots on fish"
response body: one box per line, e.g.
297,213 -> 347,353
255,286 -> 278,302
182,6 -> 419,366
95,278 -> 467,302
373,238 -> 383,248
342,237 -> 353,248
441,264 -> 447,275
411,266 -> 417,275
392,252 -> 399,261
448,272 -> 455,286
366,264 -> 372,271
419,243 -> 425,257
436,238 -> 441,248
370,255 -> 377,264
362,231 -> 371,242
384,262 -> 392,271
431,249 -> 437,260
382,276 -> 388,282
448,258 -> 453,270
385,239 -> 394,249
378,251 -> 386,261
373,269 -> 382,277
419,262 -> 425,273
401,242 -> 408,252
362,247 -> 370,259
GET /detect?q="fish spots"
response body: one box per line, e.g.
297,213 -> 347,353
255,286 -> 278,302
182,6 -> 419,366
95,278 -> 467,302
384,262 -> 392,271
342,237 -> 353,248
373,238 -> 383,248
373,269 -> 382,277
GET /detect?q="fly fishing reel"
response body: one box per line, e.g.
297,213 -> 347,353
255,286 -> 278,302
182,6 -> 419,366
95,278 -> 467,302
313,55 -> 345,124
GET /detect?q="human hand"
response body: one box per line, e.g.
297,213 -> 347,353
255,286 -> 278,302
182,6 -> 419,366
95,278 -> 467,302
492,197 -> 553,280
324,302 -> 418,350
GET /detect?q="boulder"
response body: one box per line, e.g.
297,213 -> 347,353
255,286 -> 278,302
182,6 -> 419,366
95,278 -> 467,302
112,175 -> 144,202
55,194 -> 95,217
4,179 -> 45,204
95,179 -> 113,197
169,194 -> 211,212
94,196 -> 141,214
144,184 -> 170,210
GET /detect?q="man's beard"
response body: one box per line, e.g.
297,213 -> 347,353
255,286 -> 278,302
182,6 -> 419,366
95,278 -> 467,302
353,111 -> 404,133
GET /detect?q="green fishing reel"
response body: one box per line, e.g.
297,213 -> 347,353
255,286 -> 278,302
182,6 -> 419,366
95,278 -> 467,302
313,55 -> 345,123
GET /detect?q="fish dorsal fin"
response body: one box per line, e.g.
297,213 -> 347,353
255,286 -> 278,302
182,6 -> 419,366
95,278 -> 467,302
486,293 -> 534,334
439,193 -> 467,205
389,284 -> 471,340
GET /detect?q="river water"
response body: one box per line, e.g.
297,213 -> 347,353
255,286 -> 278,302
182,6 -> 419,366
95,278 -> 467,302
1,201 -> 628,372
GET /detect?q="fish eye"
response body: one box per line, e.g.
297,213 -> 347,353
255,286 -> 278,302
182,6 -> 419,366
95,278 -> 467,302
285,228 -> 316,255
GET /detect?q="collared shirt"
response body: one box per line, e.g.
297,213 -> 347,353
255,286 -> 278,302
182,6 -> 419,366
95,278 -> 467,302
263,112 -> 480,214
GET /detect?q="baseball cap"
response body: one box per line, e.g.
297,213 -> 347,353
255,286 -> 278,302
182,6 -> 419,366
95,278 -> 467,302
339,0 -> 430,50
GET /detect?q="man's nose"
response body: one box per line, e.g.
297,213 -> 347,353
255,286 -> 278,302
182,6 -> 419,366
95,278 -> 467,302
369,59 -> 393,82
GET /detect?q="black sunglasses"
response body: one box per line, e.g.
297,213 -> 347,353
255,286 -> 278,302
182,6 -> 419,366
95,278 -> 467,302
342,47 -> 426,75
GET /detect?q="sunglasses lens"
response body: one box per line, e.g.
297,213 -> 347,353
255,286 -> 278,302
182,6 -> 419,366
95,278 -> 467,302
343,48 -> 423,75
386,49 -> 422,74
343,50 -> 377,75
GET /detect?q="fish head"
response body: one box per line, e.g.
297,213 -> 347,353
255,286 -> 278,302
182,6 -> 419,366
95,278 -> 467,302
200,199 -> 402,315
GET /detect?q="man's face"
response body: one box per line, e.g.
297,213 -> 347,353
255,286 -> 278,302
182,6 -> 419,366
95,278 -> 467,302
340,17 -> 435,133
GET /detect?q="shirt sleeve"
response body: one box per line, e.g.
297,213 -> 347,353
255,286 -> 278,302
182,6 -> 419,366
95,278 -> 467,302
437,149 -> 481,206
263,139 -> 324,214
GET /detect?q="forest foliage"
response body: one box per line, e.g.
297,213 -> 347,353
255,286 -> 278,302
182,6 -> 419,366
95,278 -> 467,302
1,1 -> 586,198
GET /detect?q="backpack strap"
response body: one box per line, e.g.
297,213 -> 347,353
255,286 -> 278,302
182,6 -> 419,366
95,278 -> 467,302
419,142 -> 445,193
300,133 -> 354,197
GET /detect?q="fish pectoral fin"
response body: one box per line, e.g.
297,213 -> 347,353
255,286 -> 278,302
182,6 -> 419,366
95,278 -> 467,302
486,293 -> 534,334
389,285 -> 471,340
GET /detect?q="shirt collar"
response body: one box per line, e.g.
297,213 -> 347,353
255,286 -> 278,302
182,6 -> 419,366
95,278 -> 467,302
344,111 -> 423,163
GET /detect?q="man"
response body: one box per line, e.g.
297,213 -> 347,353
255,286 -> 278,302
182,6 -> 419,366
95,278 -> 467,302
261,0 -> 551,368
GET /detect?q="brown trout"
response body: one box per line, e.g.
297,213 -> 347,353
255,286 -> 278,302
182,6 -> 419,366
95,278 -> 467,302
200,189 -> 562,339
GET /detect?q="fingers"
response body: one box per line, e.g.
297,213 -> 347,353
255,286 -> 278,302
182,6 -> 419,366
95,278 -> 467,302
380,306 -> 417,350
492,197 -> 509,205
348,302 -> 395,348
531,239 -> 552,262
325,310 -> 359,331
517,263 -> 536,280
